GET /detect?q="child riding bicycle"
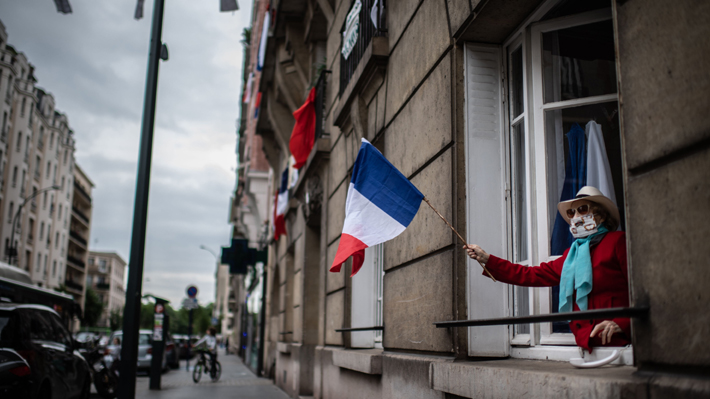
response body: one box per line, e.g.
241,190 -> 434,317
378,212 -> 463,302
192,327 -> 218,377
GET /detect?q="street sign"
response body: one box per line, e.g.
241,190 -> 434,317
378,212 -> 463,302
182,297 -> 198,310
153,313 -> 164,341
186,285 -> 198,298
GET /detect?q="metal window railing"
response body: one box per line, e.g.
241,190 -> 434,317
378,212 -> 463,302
339,0 -> 387,96
433,306 -> 649,329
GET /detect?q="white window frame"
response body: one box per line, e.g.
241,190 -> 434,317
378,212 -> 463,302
350,243 -> 384,349
465,0 -> 632,364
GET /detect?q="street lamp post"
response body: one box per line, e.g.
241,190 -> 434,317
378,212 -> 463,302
7,185 -> 61,266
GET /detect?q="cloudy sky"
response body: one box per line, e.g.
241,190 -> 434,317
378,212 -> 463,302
0,1 -> 252,306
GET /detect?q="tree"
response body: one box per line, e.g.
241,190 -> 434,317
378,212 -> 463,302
83,288 -> 105,328
109,307 -> 123,331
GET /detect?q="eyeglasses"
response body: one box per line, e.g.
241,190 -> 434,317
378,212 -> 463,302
566,204 -> 590,219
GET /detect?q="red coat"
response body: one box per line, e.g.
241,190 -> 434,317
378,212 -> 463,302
484,231 -> 630,351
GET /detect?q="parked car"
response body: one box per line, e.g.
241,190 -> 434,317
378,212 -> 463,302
105,330 -> 167,371
0,303 -> 91,398
173,334 -> 199,359
164,334 -> 179,369
0,348 -> 32,398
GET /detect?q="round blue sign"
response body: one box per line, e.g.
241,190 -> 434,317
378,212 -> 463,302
187,286 -> 198,298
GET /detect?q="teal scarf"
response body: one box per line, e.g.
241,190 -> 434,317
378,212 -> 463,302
558,225 -> 609,313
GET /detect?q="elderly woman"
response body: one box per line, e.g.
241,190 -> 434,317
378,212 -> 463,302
465,186 -> 630,351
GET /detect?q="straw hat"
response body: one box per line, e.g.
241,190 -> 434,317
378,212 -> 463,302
557,186 -> 620,228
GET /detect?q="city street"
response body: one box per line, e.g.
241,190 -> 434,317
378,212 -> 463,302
93,349 -> 289,399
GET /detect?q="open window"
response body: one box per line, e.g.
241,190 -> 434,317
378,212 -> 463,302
465,0 -> 631,364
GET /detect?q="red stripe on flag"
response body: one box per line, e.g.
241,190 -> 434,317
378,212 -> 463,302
289,87 -> 317,169
330,234 -> 367,276
273,191 -> 287,241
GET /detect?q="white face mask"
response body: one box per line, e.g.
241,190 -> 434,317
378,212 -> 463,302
569,214 -> 598,238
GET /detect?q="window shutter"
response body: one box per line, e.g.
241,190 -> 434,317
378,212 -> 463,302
351,247 -> 376,348
464,44 -> 510,357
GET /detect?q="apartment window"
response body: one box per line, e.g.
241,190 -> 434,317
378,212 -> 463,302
25,136 -> 29,158
27,107 -> 32,128
43,192 -> 47,209
46,161 -> 50,178
98,259 -> 107,273
20,170 -> 25,196
39,222 -> 44,240
7,202 -> 13,223
35,156 -> 40,176
52,261 -> 57,277
52,165 -> 56,184
11,166 -> 17,188
55,232 -> 59,248
464,1 -> 627,362
350,243 -> 384,348
20,98 -> 25,117
38,126 -> 44,145
43,255 -> 47,274
61,176 -> 65,191
63,149 -> 68,164
49,132 -> 54,149
16,132 -> 21,152
36,253 -> 41,272
88,257 -> 94,266
58,204 -> 62,219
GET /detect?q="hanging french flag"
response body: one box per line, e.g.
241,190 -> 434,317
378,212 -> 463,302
330,139 -> 423,276
254,92 -> 262,119
256,7 -> 270,72
273,168 -> 288,240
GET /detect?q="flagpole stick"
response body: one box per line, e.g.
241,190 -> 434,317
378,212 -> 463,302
422,197 -> 497,282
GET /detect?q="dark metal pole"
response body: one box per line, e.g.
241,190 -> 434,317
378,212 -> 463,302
118,0 -> 166,397
186,308 -> 193,371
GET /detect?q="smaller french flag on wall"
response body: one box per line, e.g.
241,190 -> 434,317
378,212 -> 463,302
330,139 -> 423,276
273,168 -> 288,240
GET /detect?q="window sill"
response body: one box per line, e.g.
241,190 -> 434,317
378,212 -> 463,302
512,345 -> 633,366
277,342 -> 291,354
430,358 -> 641,398
332,348 -> 383,375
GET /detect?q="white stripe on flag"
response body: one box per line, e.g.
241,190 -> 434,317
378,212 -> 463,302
342,183 -> 407,247
276,191 -> 289,216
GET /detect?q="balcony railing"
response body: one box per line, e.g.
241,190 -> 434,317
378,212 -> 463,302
37,140 -> 44,151
33,171 -> 40,182
339,0 -> 387,96
73,181 -> 92,203
65,279 -> 83,292
69,230 -> 88,246
72,206 -> 90,224
96,282 -> 110,290
26,234 -> 33,245
30,201 -> 36,213
67,254 -> 85,268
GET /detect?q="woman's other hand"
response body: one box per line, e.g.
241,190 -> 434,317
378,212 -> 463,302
590,320 -> 622,345
464,244 -> 490,264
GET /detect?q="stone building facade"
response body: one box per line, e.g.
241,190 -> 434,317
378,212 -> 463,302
237,0 -> 709,397
86,251 -> 126,328
0,20 -> 92,313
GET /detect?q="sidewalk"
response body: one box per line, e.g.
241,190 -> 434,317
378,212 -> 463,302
132,349 -> 289,399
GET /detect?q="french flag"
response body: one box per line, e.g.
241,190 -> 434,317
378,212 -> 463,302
330,139 -> 423,276
273,168 -> 288,240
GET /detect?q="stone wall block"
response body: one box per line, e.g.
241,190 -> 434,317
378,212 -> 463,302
616,0 -> 710,169
385,53 -> 451,178
325,290 -> 345,345
384,148 -> 452,269
383,250 -> 454,352
320,347 -> 383,399
446,0 -> 471,36
626,147 -> 710,367
385,0 -> 450,126
382,353 -> 447,399
326,178 -> 348,243
388,0 -> 424,50
329,132 -> 349,197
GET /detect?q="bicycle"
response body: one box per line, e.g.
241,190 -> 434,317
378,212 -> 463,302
192,349 -> 221,383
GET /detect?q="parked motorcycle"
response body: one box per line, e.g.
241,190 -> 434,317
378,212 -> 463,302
81,346 -> 119,399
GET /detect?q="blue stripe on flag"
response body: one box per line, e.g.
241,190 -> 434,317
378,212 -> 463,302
350,140 -> 423,227
280,168 -> 289,193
